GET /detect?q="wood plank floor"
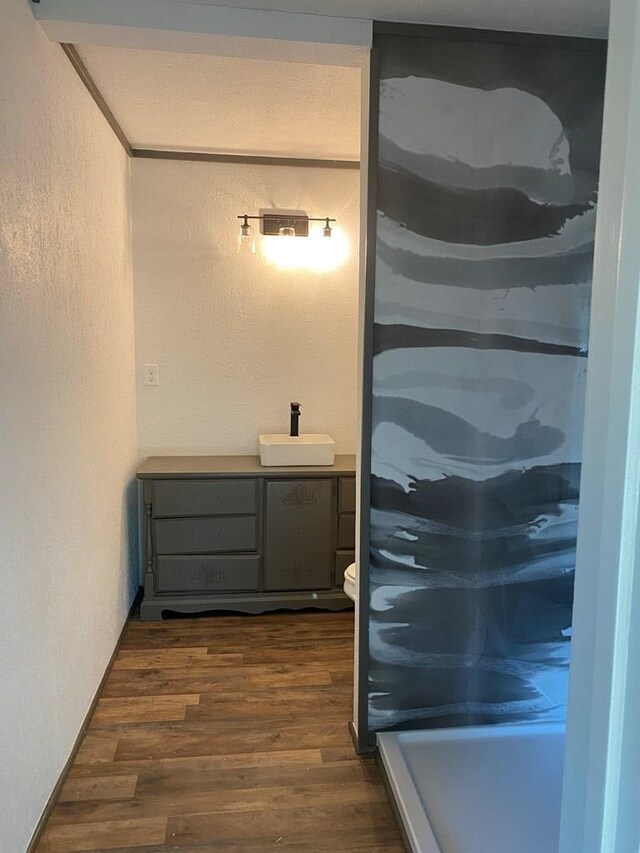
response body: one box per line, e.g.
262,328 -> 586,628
37,610 -> 403,852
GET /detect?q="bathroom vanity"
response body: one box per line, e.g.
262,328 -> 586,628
137,455 -> 356,620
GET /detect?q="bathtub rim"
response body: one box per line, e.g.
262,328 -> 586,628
376,721 -> 566,853
377,732 -> 442,853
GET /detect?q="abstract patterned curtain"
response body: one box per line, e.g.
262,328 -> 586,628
368,30 -> 606,731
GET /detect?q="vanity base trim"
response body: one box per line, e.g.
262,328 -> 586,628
140,589 -> 353,620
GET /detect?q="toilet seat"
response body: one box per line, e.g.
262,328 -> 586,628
343,562 -> 357,602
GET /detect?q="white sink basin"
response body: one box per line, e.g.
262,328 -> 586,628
259,434 -> 335,467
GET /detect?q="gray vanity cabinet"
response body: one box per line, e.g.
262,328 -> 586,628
137,455 -> 356,620
263,479 -> 334,591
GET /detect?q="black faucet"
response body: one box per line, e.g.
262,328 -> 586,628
290,402 -> 301,437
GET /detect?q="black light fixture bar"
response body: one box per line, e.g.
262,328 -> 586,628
237,213 -> 336,238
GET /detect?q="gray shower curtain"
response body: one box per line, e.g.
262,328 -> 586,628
367,28 -> 606,732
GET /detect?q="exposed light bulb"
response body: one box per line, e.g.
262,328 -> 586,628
264,223 -> 349,272
307,223 -> 349,271
323,218 -> 333,238
237,217 -> 256,255
278,224 -> 296,238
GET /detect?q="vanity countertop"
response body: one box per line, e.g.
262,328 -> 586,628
137,454 -> 357,479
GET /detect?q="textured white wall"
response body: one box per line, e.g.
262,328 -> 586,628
132,159 -> 359,457
0,2 -> 138,850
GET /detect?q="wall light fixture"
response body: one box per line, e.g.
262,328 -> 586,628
236,212 -> 346,272
236,213 -> 335,240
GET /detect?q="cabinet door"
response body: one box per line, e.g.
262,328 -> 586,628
264,479 -> 334,591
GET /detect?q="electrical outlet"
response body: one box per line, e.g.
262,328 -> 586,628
144,364 -> 159,386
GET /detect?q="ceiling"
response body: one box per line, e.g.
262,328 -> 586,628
76,45 -> 362,160
166,0 -> 610,38
73,0 -> 609,159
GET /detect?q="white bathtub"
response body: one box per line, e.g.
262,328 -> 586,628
377,722 -> 565,853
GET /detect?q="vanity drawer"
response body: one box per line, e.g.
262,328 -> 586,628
152,479 -> 257,517
337,512 -> 356,549
339,477 -> 356,513
154,516 -> 257,554
156,555 -> 260,593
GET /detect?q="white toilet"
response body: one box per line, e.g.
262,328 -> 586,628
343,562 -> 357,602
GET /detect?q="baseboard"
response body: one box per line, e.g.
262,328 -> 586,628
348,719 -> 375,755
348,720 -> 360,752
25,586 -> 143,853
347,719 -> 377,755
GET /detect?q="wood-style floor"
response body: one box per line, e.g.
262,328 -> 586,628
37,609 -> 403,852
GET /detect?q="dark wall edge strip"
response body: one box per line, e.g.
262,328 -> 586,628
132,149 -> 360,170
26,587 -> 144,853
372,21 -> 607,52
61,44 -> 133,157
356,47 -> 381,755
